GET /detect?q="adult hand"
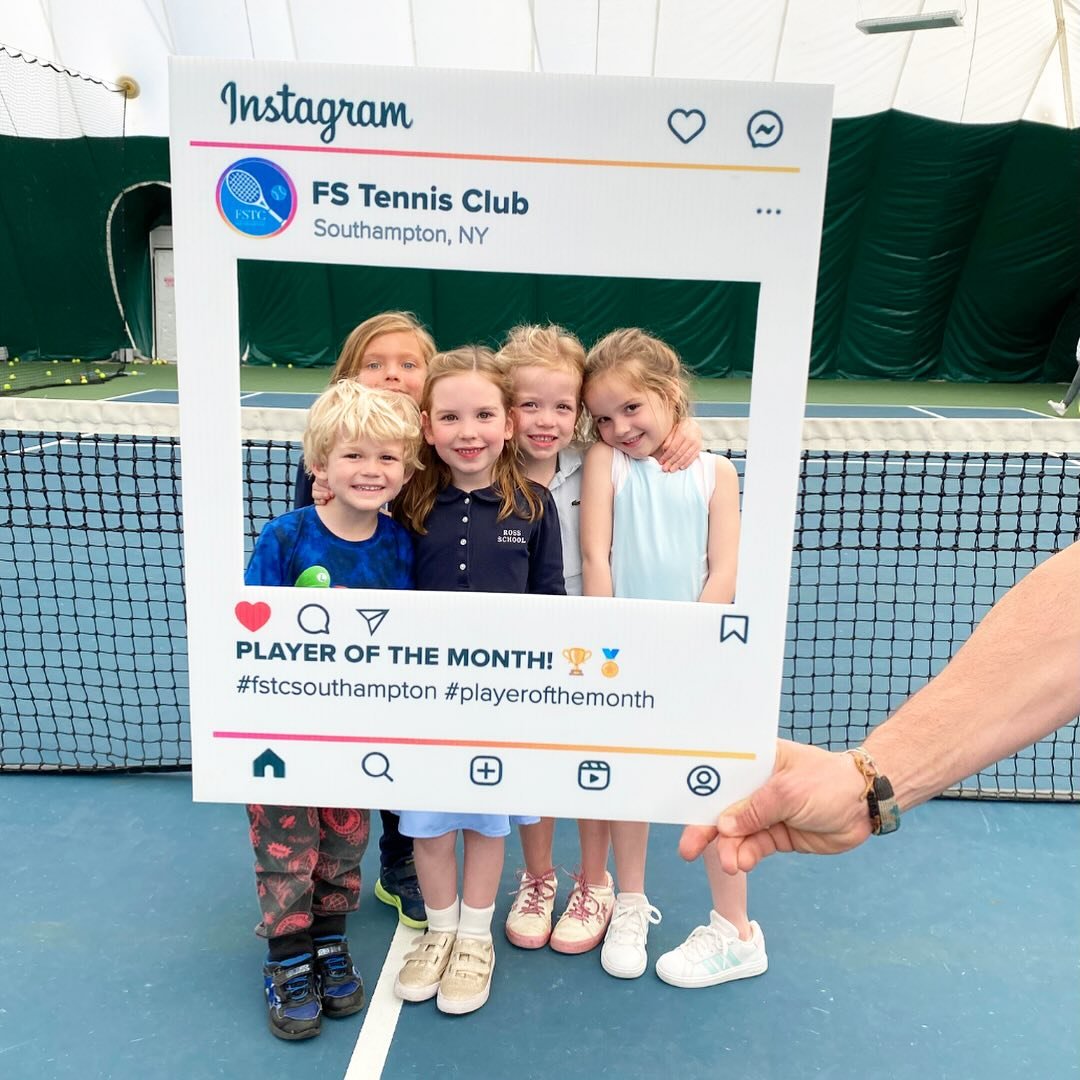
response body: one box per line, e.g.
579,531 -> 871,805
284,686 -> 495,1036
311,476 -> 334,506
679,739 -> 872,873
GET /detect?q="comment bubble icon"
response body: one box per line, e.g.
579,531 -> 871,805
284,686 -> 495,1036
298,603 -> 331,635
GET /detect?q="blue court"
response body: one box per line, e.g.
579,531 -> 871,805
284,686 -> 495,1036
2,394 -> 1077,1078
2,774 -> 1077,1079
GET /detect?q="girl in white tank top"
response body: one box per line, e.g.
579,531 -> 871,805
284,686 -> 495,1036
579,328 -> 768,990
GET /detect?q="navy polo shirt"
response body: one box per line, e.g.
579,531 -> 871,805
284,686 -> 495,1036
413,484 -> 565,595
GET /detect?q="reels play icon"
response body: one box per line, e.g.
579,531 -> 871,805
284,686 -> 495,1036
577,760 -> 611,791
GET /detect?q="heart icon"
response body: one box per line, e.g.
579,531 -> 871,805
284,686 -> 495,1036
668,108 -> 706,144
235,601 -> 271,632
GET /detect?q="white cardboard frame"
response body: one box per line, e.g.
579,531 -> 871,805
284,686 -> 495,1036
169,59 -> 832,824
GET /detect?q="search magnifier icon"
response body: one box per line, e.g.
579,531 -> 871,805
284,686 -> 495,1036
362,751 -> 393,782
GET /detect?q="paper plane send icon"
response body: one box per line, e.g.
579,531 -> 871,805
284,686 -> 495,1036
357,608 -> 389,635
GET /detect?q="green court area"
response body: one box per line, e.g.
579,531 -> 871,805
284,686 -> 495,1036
10,359 -> 1069,415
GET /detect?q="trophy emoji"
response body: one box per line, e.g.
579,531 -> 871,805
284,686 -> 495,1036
562,646 -> 592,676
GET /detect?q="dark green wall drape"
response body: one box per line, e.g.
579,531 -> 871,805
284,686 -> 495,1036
1,115 -> 1077,379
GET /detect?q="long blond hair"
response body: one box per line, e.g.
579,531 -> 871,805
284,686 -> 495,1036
329,311 -> 436,384
395,346 -> 545,534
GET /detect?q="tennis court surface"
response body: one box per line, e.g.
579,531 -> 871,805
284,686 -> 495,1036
1,391 -> 1077,1078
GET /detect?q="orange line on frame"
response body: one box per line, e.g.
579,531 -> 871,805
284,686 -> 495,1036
213,730 -> 756,760
191,140 -> 799,175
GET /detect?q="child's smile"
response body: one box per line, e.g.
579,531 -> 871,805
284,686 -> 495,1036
312,434 -> 409,539
584,372 -> 675,461
511,365 -> 580,466
423,371 -> 513,491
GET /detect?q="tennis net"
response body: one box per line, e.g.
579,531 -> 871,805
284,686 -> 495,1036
2,398 -> 1077,799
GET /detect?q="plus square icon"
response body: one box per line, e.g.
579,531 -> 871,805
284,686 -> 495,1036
469,755 -> 503,786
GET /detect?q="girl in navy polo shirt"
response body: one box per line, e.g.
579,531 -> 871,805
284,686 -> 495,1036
391,346 -> 565,1015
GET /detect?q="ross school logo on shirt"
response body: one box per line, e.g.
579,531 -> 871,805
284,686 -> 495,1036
496,527 -> 527,545
216,157 -> 297,238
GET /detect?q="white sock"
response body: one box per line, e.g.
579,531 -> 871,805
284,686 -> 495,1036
457,901 -> 495,941
615,891 -> 649,907
709,910 -> 739,935
710,909 -> 752,941
425,898 -> 460,933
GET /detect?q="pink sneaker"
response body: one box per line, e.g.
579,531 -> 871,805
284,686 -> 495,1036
504,869 -> 558,949
549,871 -> 614,954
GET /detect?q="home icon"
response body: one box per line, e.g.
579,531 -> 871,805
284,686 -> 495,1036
253,748 -> 286,779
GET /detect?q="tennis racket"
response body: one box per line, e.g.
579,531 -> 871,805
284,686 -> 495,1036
224,168 -> 285,224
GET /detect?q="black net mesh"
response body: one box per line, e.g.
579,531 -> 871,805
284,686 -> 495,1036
1,418 -> 1077,797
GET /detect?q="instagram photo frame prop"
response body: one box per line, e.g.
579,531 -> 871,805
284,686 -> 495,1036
170,58 -> 832,824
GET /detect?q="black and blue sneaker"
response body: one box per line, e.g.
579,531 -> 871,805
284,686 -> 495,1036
375,859 -> 427,928
263,954 -> 322,1040
314,935 -> 365,1018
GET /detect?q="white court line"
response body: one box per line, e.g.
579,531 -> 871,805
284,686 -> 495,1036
106,390 -> 161,401
343,923 -> 422,1080
3,437 -> 70,456
909,405 -> 942,418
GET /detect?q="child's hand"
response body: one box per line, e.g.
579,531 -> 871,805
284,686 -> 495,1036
657,417 -> 704,472
312,476 -> 334,506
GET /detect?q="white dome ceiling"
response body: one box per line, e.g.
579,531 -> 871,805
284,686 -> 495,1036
1,0 -> 1077,137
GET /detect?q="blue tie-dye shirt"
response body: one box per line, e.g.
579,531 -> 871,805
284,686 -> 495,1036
245,505 -> 414,590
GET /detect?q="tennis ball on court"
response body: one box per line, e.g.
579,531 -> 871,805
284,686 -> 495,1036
64,378 -> 72,385
46,370 -> 53,376
2,383 -> 9,391
287,363 -> 293,369
271,362 -> 278,368
295,565 -> 331,588
99,373 -> 106,380
73,357 -> 81,364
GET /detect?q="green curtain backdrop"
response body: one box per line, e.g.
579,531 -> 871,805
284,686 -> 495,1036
812,114 -> 1080,381
0,136 -> 169,360
1,116 -> 1077,378
239,262 -> 761,376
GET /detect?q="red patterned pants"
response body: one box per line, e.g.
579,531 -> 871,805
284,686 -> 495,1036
246,804 -> 370,939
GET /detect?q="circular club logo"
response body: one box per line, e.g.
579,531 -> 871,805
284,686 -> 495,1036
216,158 -> 296,238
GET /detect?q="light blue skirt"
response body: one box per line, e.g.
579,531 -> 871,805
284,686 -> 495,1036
397,811 -> 539,839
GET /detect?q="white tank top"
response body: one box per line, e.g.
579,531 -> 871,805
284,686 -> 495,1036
609,449 -> 715,602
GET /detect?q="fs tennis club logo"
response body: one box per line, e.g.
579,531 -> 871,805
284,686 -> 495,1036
216,158 -> 296,238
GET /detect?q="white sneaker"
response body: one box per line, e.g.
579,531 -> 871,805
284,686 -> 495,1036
600,894 -> 661,979
655,912 -> 768,989
1048,400 -> 1067,417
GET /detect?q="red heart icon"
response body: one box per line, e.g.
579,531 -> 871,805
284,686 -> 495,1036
235,601 -> 271,632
